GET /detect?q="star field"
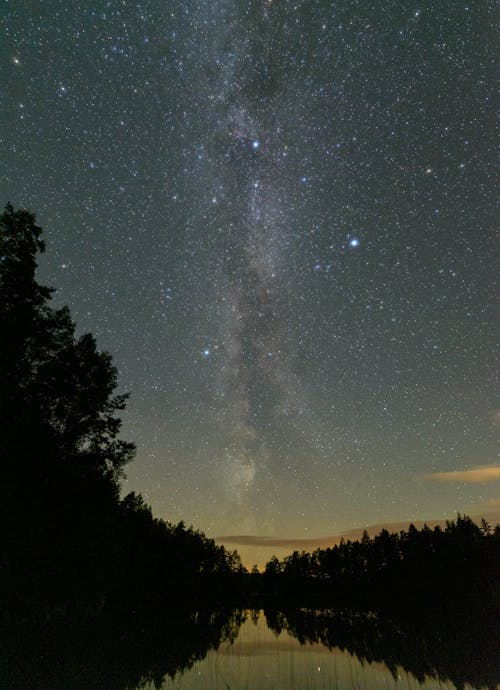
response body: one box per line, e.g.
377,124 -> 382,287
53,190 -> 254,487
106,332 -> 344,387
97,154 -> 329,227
1,1 -> 497,558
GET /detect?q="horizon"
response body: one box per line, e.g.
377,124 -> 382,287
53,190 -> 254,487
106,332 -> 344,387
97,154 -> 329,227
215,508 -> 500,568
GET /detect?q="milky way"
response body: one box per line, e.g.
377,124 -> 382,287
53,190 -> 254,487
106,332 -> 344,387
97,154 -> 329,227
2,1 -> 497,554
191,4 -> 321,514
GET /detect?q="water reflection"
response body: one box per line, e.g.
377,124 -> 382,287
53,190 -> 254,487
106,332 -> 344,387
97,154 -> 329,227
263,606 -> 499,690
0,604 -> 497,689
156,612 -> 490,690
0,607 -> 243,690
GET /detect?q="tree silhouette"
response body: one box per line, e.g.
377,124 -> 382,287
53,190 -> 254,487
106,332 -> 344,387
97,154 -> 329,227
0,205 -> 244,616
0,204 -> 137,613
262,514 -> 500,616
0,204 -> 135,490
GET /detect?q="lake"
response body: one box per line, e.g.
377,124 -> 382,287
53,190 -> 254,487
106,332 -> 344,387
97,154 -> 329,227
143,609 -> 495,690
1,606 -> 497,690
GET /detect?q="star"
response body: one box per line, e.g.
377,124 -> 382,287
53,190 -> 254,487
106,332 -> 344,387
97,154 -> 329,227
1,0 -> 495,558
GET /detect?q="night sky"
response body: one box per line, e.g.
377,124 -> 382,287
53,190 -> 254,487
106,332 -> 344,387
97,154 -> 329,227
2,1 -> 497,565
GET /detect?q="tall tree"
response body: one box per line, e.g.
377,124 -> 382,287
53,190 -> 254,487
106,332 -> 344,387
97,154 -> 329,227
0,205 -> 247,616
0,204 -> 135,491
0,205 -> 135,610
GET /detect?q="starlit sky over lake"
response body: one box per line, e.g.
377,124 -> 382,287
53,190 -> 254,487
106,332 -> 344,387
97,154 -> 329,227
2,1 -> 497,565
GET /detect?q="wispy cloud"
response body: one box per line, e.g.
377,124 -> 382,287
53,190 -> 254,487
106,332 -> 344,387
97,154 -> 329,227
217,520 -> 447,549
216,512 -> 500,552
422,465 -> 500,484
215,534 -> 338,549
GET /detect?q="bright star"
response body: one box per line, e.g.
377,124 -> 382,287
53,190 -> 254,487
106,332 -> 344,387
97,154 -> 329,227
202,348 -> 210,357
251,140 -> 260,150
349,238 -> 360,248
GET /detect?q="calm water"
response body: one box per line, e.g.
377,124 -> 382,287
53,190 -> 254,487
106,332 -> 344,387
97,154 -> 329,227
1,606 -> 497,690
141,611 -> 491,690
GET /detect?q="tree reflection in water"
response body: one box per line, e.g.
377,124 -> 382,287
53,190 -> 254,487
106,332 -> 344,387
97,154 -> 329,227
0,606 -> 244,690
264,603 -> 499,690
0,603 -> 497,690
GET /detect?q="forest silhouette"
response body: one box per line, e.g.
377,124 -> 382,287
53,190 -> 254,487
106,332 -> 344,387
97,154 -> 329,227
1,205 -> 498,689
0,204 -> 245,621
262,515 -> 499,610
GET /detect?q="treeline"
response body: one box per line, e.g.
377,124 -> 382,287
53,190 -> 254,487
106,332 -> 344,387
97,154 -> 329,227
262,516 -> 500,612
0,205 -> 244,619
259,518 -> 500,687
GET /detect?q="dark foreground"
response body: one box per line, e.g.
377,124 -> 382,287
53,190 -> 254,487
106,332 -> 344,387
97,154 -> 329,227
1,595 -> 498,690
